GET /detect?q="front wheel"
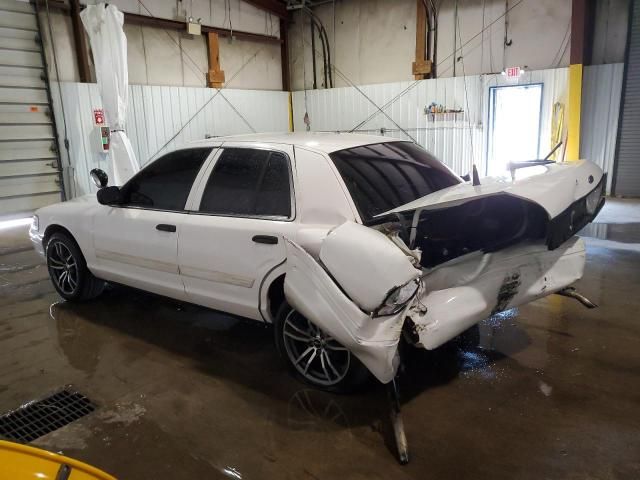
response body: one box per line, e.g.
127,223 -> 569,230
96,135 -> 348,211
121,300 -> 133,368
274,301 -> 370,393
46,232 -> 105,302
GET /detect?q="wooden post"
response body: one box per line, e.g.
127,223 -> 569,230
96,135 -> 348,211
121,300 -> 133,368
69,0 -> 91,82
412,0 -> 431,80
566,0 -> 595,160
280,18 -> 290,91
207,32 -> 225,88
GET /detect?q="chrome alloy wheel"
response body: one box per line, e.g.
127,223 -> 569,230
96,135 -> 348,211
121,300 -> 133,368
282,310 -> 351,387
47,240 -> 78,295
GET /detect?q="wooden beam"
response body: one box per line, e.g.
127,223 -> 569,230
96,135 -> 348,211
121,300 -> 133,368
243,0 -> 288,19
567,0 -> 595,160
124,12 -> 282,44
69,0 -> 90,82
207,32 -> 225,88
570,0 -> 596,65
280,18 -> 290,91
412,0 -> 431,80
45,2 -> 282,45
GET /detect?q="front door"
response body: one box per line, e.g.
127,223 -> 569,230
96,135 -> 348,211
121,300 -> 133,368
178,145 -> 297,320
91,147 -> 213,300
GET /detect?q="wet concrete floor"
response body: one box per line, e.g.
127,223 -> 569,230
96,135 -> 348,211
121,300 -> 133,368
1,205 -> 639,479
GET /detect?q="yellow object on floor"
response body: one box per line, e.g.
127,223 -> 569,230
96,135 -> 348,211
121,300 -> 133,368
0,440 -> 115,480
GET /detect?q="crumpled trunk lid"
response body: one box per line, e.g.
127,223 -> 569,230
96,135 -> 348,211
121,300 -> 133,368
371,160 -> 605,268
380,160 -> 604,219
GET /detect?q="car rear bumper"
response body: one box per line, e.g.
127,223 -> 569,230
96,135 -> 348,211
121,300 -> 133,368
408,236 -> 586,350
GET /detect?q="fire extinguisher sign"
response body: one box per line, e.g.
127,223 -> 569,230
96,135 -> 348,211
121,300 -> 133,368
93,108 -> 105,126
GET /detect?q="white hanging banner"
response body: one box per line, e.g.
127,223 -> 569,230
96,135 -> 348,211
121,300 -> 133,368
81,3 -> 140,185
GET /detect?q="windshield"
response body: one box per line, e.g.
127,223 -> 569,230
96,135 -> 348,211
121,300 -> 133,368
330,142 -> 462,222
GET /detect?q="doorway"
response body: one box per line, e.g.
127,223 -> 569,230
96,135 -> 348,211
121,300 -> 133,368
487,84 -> 543,176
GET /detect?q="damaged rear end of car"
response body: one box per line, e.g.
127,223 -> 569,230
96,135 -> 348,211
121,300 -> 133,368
283,141 -> 606,384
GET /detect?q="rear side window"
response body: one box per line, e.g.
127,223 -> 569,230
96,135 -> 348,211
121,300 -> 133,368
330,142 -> 461,222
198,148 -> 292,218
121,147 -> 212,211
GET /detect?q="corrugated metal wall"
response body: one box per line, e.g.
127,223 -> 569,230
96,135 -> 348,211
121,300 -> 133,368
581,63 -> 625,194
50,82 -> 289,197
50,64 -> 623,200
613,0 -> 640,196
293,68 -> 568,178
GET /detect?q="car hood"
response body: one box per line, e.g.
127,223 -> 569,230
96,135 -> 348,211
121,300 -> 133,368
380,160 -> 604,220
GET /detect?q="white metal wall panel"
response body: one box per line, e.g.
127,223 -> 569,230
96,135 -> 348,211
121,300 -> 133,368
0,36 -> 39,52
0,0 -> 61,218
614,2 -> 640,196
0,49 -> 42,67
0,192 -> 61,216
0,86 -> 48,104
0,174 -> 59,197
581,63 -> 624,193
50,82 -> 290,197
0,10 -> 37,31
0,0 -> 34,13
293,67 -> 568,178
0,140 -> 56,162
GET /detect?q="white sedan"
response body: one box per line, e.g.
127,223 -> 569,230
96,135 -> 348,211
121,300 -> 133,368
30,133 -> 605,392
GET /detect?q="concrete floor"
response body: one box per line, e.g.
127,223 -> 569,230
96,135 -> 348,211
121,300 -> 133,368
1,199 -> 639,479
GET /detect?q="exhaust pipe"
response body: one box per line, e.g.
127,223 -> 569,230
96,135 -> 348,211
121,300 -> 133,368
556,287 -> 598,308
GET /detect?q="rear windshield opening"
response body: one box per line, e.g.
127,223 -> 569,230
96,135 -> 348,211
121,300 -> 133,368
329,142 -> 462,222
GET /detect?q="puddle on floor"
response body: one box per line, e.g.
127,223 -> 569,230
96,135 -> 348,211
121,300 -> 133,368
579,222 -> 640,244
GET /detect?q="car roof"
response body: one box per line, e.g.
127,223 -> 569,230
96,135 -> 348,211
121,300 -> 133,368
187,132 -> 404,154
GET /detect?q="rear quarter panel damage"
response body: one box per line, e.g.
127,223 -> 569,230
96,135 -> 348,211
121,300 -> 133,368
283,238 -> 410,384
408,237 -> 586,349
283,226 -> 586,384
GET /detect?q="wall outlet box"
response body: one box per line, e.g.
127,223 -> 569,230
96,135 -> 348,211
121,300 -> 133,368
187,22 -> 201,36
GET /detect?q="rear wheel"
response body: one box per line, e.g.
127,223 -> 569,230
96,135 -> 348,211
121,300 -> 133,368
46,232 -> 105,302
274,301 -> 370,393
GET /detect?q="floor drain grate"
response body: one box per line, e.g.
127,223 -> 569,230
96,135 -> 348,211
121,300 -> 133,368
0,389 -> 96,443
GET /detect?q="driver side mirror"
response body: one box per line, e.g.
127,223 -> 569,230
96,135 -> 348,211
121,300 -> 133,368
90,168 -> 109,189
96,186 -> 123,205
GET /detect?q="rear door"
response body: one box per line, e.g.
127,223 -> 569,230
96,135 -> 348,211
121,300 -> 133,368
91,147 -> 213,300
178,144 -> 298,321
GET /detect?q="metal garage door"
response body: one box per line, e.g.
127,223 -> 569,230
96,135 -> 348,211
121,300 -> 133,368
614,1 -> 640,196
0,0 -> 62,219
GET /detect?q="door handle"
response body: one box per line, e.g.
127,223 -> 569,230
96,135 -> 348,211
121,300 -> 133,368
156,224 -> 176,232
252,235 -> 278,245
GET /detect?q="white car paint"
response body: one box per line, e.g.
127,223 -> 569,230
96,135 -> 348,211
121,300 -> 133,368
283,238 -> 404,383
410,236 -> 586,350
383,160 -> 603,219
30,133 -> 603,385
319,221 -> 421,313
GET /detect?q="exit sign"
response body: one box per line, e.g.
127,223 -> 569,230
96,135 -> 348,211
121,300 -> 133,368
505,66 -> 522,79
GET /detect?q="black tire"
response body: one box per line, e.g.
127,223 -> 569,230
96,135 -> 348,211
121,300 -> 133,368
45,232 -> 105,302
454,323 -> 481,349
274,300 -> 371,393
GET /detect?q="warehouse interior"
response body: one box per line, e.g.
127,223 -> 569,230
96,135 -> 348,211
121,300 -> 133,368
1,0 -> 639,478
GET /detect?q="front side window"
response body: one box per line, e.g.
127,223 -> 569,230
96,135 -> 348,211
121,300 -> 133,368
329,142 -> 461,222
198,148 -> 292,218
121,147 -> 212,211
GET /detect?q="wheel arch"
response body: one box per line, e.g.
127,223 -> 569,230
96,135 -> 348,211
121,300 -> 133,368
259,262 -> 287,324
43,224 -> 78,249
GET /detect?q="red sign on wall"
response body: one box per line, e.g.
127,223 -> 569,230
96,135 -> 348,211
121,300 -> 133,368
93,108 -> 105,126
505,66 -> 522,80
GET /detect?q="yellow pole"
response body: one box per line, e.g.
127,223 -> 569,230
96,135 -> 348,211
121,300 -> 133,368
566,64 -> 583,161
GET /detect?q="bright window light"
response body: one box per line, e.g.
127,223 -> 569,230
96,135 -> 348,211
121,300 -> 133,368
0,217 -> 33,231
487,84 -> 543,176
